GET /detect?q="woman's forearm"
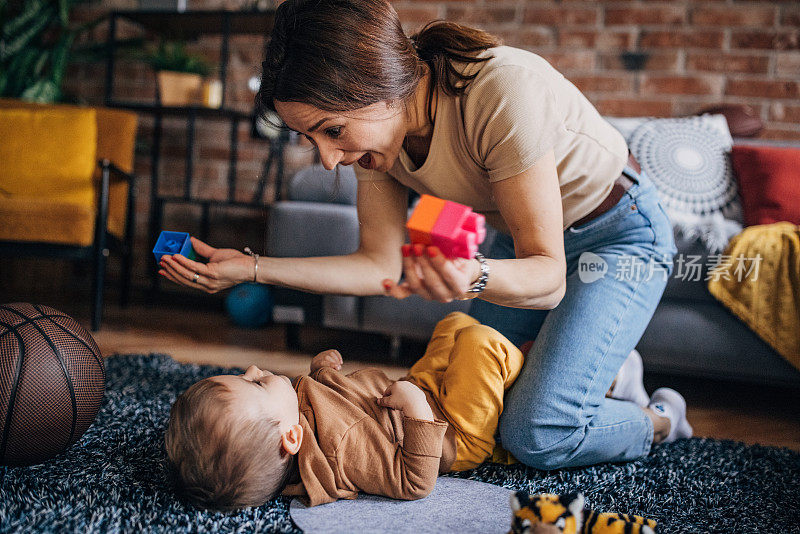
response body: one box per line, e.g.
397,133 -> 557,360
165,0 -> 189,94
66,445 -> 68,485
256,177 -> 409,296
476,151 -> 567,310
257,252 -> 402,296
480,255 -> 567,309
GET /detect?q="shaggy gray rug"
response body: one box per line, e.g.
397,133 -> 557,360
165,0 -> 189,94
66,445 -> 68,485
1,354 -> 798,533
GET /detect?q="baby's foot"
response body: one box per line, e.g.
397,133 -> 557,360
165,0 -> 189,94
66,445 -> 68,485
610,349 -> 649,407
648,387 -> 693,443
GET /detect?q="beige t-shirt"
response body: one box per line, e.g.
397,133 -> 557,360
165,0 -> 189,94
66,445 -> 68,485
354,46 -> 629,231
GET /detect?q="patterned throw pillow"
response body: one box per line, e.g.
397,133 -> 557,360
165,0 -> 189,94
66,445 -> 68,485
608,114 -> 743,252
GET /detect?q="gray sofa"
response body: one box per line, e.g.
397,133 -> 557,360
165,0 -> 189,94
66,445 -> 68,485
267,156 -> 800,387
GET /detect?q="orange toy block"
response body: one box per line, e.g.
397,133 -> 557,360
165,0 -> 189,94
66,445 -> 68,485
406,194 -> 486,259
406,194 -> 446,245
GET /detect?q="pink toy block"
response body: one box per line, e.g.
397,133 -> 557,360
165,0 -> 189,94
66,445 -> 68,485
406,195 -> 486,259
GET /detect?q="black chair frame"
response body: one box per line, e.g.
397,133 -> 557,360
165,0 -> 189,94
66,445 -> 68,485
0,159 -> 136,331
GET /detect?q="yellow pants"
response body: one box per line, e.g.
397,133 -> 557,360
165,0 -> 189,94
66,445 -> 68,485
407,312 -> 524,471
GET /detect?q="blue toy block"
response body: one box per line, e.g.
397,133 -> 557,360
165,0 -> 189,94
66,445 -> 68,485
153,231 -> 197,263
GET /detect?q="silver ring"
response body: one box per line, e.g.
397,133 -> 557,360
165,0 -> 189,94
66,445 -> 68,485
193,272 -> 200,283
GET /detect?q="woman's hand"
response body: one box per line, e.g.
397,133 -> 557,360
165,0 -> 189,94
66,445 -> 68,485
381,244 -> 481,302
376,380 -> 434,421
310,349 -> 343,373
158,237 -> 251,294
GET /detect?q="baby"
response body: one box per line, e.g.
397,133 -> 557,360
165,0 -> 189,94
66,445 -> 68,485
166,312 -> 529,510
165,312 -> 662,510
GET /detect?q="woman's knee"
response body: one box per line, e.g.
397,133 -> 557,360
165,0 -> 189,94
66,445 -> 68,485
499,408 -> 585,470
500,425 -> 584,470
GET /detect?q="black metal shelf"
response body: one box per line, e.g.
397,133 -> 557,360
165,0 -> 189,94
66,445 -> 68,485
157,196 -> 269,210
104,9 -> 277,110
107,101 -> 252,121
112,9 -> 274,39
103,9 -> 285,296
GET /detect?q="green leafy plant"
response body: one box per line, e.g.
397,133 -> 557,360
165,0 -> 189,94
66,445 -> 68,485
0,0 -> 141,103
0,0 -> 78,102
145,41 -> 212,77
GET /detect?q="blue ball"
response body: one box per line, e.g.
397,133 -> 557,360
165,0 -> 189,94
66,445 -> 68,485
224,283 -> 273,328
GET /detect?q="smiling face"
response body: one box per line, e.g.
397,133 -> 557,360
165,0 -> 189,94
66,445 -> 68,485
275,99 -> 410,173
209,365 -> 299,431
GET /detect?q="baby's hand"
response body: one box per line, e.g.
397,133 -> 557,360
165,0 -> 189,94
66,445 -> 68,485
376,381 -> 434,421
311,349 -> 343,373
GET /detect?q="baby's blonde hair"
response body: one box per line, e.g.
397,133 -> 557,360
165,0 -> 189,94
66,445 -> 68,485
165,378 -> 294,510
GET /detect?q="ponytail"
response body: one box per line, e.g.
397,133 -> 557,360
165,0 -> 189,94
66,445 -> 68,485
411,21 -> 501,124
410,21 -> 502,97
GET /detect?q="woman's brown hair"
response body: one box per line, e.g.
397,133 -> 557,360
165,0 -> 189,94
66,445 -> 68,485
256,0 -> 502,124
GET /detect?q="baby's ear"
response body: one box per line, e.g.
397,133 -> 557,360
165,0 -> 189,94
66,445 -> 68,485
281,424 -> 303,455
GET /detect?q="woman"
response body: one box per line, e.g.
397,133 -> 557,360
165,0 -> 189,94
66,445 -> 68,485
159,0 -> 689,469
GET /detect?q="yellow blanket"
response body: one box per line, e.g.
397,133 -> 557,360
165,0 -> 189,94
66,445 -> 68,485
707,222 -> 800,371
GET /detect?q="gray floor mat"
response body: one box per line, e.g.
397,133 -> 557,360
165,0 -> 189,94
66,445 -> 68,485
289,476 -> 512,533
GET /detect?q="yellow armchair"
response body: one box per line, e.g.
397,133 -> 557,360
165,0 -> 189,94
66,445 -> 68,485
0,99 -> 138,330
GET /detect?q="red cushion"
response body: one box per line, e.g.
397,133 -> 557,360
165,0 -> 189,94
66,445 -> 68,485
731,145 -> 800,226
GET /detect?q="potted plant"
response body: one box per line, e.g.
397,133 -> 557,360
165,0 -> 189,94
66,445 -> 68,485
146,41 -> 212,106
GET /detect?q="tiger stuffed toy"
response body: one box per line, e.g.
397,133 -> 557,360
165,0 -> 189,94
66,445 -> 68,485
509,491 -> 657,534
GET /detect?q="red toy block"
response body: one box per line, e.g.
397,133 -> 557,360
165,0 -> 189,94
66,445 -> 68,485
406,194 -> 486,259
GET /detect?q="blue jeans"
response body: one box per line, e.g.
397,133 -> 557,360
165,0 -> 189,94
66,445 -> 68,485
470,165 -> 676,469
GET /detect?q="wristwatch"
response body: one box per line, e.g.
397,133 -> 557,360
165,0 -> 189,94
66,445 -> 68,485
457,252 -> 489,300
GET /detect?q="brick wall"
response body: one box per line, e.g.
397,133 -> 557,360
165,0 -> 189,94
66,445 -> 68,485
390,0 -> 799,139
59,0 -> 798,289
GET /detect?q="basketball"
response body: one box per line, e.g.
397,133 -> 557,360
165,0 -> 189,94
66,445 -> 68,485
0,303 -> 105,466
